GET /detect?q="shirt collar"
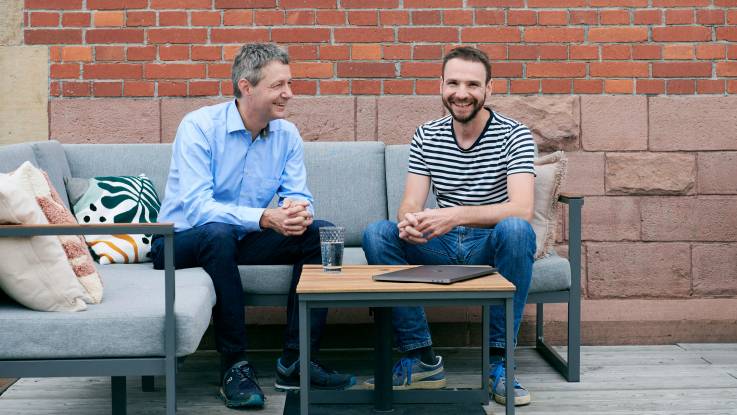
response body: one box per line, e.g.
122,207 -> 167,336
228,99 -> 271,140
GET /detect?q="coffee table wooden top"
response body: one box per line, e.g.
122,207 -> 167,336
297,264 -> 515,294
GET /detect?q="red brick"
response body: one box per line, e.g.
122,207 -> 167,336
663,44 -> 695,60
288,44 -> 318,60
716,0 -> 737,5
652,0 -> 709,5
404,0 -> 460,6
506,9 -> 536,25
25,29 -> 82,44
320,80 -> 349,94
93,81 -> 122,97
87,28 -> 144,43
601,44 -> 631,60
590,62 -> 648,77
696,9 -> 724,25
123,80 -> 155,97
400,27 -> 459,42
225,10 -> 255,25
528,0 -> 585,5
340,0 -> 397,6
127,46 -> 156,61
589,27 -> 648,42
570,10 -> 598,25
84,63 -> 142,79
411,10 -> 440,25
508,45 -> 537,60
316,10 -> 344,25
666,79 -> 696,94
696,80 -> 725,94
636,79 -> 665,94
728,45 -> 737,59
467,0 -> 524,5
539,45 -> 567,60
286,10 -> 316,25
349,44 -> 379,60
192,45 -> 221,61
716,27 -> 737,41
443,10 -> 473,25
476,9 -> 506,24
525,27 -> 583,43
538,10 -> 568,25
94,11 -> 125,26
334,28 -> 394,43
48,80 -> 60,96
291,80 -> 317,95
347,10 -> 377,26
320,45 -> 350,60
652,62 -> 712,78
281,0 -> 335,8
415,79 -> 439,95
665,9 -> 694,24
51,63 -> 80,79
696,44 -> 725,60
272,28 -> 330,43
490,80 -> 508,94
190,81 -> 220,96
382,79 -> 412,94
600,9 -> 630,25
26,0 -> 82,9
145,63 -> 206,79
207,63 -> 231,78
338,62 -> 395,78
574,79 -> 603,94
653,26 -> 712,42
589,0 -> 647,5
633,9 -> 662,25
462,27 -> 520,43
632,44 -> 661,59
87,0 -> 148,9
255,11 -> 288,26
49,46 -> 62,62
382,44 -> 410,60
126,11 -> 154,26
570,45 -> 599,60
30,12 -> 60,27
400,62 -> 441,78
716,62 -> 737,77
61,46 -> 92,62
730,80 -> 737,94
215,0 -> 275,8
159,11 -> 188,26
351,80 -> 381,94
159,45 -> 189,61
192,11 -> 221,26
150,0 -> 211,8
62,81 -> 91,97
510,79 -> 539,93
211,28 -> 269,43
291,62 -> 333,78
541,79 -> 571,93
413,45 -> 442,60
478,44 -> 506,59
158,81 -> 187,96
95,45 -> 125,61
62,12 -> 91,27
604,79 -> 634,94
729,10 -> 737,24
527,63 -> 586,78
379,10 -> 409,25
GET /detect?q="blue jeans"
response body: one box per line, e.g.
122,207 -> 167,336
362,217 -> 535,352
151,220 -> 332,355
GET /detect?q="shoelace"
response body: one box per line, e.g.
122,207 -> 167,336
392,357 -> 415,385
310,359 -> 336,375
235,363 -> 259,385
490,363 -> 523,392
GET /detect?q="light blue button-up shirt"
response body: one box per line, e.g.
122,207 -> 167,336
158,100 -> 314,237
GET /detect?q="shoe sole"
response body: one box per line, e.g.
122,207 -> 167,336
362,378 -> 447,390
218,387 -> 265,408
274,377 -> 356,392
492,392 -> 531,406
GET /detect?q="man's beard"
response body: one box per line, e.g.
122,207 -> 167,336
442,93 -> 486,124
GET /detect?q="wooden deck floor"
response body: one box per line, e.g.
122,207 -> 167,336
1,344 -> 735,414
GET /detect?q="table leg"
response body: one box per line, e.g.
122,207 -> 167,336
299,300 -> 310,415
482,304 -> 490,400
374,307 -> 393,412
504,297 -> 515,415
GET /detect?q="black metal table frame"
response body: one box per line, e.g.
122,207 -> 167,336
298,290 -> 516,415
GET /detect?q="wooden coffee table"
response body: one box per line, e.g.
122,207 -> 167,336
294,264 -> 517,415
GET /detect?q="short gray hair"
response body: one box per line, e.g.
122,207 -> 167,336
231,43 -> 289,98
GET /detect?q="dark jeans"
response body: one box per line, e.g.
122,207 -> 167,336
151,220 -> 332,355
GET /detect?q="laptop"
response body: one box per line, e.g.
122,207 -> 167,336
372,265 -> 497,285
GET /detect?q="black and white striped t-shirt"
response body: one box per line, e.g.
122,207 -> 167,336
408,108 -> 536,208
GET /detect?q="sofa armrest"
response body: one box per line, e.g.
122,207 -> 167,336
0,222 -> 177,364
557,195 -> 583,300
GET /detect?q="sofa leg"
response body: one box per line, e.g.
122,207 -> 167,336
112,376 -> 126,415
142,376 -> 155,392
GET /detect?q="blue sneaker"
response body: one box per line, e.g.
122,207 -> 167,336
489,361 -> 531,406
218,361 -> 265,408
274,358 -> 356,391
363,356 -> 446,390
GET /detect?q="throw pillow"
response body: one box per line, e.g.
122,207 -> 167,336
66,175 -> 161,264
531,151 -> 567,259
0,162 -> 98,311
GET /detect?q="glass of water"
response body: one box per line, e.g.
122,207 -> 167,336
319,226 -> 344,273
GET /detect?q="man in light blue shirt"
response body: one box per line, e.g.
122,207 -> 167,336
151,43 -> 354,409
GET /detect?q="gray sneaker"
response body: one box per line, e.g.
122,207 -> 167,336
489,361 -> 531,406
363,356 -> 446,390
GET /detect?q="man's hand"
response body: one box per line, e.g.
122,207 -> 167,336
413,207 -> 458,240
397,212 -> 428,244
260,198 -> 313,236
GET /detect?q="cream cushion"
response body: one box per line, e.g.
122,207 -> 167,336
532,151 -> 567,259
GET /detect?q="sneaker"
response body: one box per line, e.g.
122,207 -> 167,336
218,361 -> 265,408
489,360 -> 531,406
274,357 -> 356,391
363,356 -> 446,390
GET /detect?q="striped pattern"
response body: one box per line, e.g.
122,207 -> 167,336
409,109 -> 536,208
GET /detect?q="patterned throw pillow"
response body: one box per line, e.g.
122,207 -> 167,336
67,175 -> 161,264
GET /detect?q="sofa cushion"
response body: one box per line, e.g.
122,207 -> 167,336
0,142 -> 36,174
0,264 -> 215,359
31,140 -> 73,209
303,142 -> 387,246
385,145 -> 436,219
530,253 -> 571,293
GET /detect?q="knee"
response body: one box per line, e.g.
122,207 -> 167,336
362,220 -> 398,249
197,222 -> 239,249
495,217 -> 536,249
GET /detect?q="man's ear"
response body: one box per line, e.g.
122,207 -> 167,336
486,79 -> 493,95
237,78 -> 252,97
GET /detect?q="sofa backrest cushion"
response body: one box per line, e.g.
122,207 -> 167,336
303,142 -> 387,246
385,145 -> 436,220
31,141 -> 73,209
0,142 -> 37,175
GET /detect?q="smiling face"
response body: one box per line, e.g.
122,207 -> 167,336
239,60 -> 293,122
441,58 -> 492,124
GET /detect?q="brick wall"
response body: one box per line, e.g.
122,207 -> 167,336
4,0 -> 737,344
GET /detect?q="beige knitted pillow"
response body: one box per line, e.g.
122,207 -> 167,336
531,152 -> 567,259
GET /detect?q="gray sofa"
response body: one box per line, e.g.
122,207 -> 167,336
0,140 -> 582,414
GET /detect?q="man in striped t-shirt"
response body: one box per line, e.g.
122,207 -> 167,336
362,47 -> 536,406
